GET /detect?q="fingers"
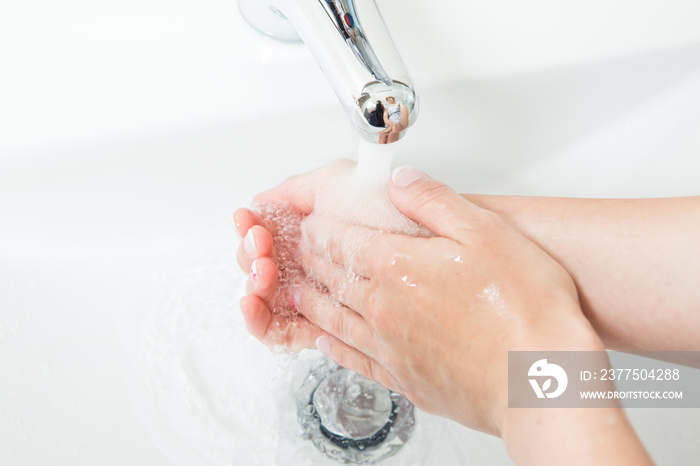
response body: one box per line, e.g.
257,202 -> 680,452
316,335 -> 402,394
240,294 -> 322,353
233,208 -> 261,239
299,250 -> 375,316
387,166 -> 490,241
236,224 -> 274,275
236,221 -> 280,304
295,283 -> 377,358
247,256 -> 280,301
301,214 -> 404,279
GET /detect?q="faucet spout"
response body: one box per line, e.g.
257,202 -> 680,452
239,0 -> 418,144
317,0 -> 393,86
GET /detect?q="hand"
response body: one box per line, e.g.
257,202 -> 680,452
379,122 -> 400,136
233,159 -> 355,352
294,166 -> 604,434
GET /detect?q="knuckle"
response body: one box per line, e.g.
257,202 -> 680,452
360,355 -> 376,382
413,182 -> 453,211
330,307 -> 353,345
473,207 -> 505,231
455,209 -> 507,244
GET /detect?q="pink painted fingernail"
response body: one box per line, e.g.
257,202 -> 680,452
244,229 -> 256,255
250,259 -> 259,283
316,336 -> 331,356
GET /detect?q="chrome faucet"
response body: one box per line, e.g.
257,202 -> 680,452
239,0 -> 418,144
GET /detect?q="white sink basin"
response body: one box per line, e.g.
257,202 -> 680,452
1,0 -> 699,464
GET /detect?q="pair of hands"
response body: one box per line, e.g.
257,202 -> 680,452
234,159 -> 603,435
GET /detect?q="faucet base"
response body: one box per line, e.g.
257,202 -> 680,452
238,0 -> 302,44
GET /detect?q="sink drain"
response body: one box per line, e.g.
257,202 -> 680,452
296,360 -> 414,464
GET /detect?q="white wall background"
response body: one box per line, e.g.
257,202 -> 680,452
2,0 -> 699,156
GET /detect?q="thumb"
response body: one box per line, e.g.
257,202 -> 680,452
388,166 -> 483,239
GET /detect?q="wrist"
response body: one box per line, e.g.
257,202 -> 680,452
501,407 -> 651,466
491,313 -> 605,435
495,324 -> 651,465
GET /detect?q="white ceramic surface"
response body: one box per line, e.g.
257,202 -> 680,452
1,1 -> 699,464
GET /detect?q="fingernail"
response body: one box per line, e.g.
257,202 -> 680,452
392,166 -> 427,188
232,215 -> 241,239
244,229 -> 256,255
289,284 -> 302,309
316,336 -> 331,356
250,259 -> 259,282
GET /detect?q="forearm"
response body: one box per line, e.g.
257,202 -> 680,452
463,195 -> 700,351
503,407 -> 652,466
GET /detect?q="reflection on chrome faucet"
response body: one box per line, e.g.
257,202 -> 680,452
379,96 -> 409,144
358,81 -> 415,143
367,95 -> 410,144
239,0 -> 418,144
368,100 -> 385,128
